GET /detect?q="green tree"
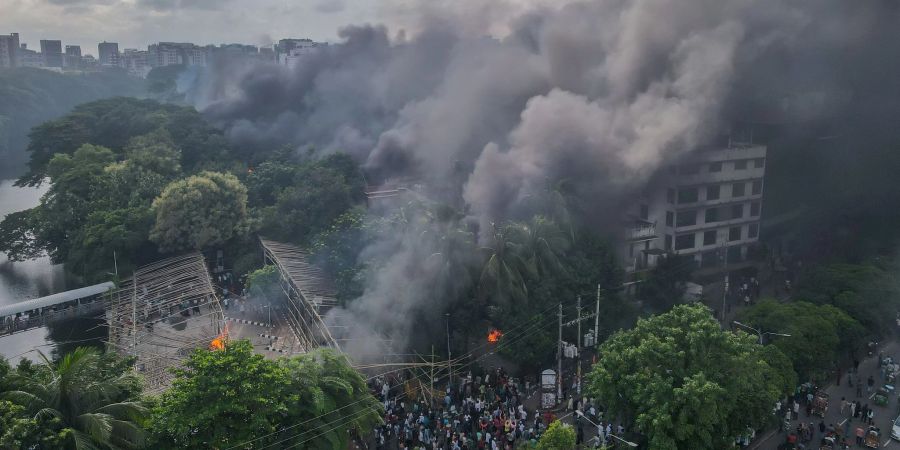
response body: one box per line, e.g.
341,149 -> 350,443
150,171 -> 249,252
479,222 -> 532,306
795,263 -> 898,337
587,304 -> 795,450
1,348 -> 146,450
250,155 -> 366,245
737,298 -> 865,381
639,253 -> 695,312
149,340 -> 381,449
537,420 -> 576,450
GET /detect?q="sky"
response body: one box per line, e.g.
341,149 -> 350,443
0,0 -> 394,54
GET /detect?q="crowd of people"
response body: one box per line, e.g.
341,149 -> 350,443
366,367 -> 628,449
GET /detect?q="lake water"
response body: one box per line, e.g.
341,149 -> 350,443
0,179 -> 72,361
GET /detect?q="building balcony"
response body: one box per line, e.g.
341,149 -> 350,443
627,221 -> 657,241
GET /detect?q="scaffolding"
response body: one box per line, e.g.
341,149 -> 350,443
259,238 -> 341,352
104,253 -> 223,394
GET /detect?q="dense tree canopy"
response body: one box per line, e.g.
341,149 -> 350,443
738,298 -> 866,381
0,68 -> 144,179
0,98 -> 252,281
150,171 -> 249,252
587,304 -> 795,450
149,340 -> 382,449
17,97 -> 234,187
795,262 -> 899,338
247,154 -> 366,245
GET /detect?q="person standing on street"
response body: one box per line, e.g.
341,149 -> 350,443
856,425 -> 865,445
867,407 -> 874,425
850,401 -> 857,419
793,400 -> 800,420
840,397 -> 848,414
867,375 -> 875,393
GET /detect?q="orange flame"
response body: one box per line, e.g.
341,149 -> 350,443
487,329 -> 503,343
210,323 -> 229,351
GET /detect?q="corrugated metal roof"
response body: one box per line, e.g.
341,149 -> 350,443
0,282 -> 115,317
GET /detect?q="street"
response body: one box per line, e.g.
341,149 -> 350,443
756,341 -> 900,450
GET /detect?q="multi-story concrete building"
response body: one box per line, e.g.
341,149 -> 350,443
0,33 -> 20,67
18,44 -> 43,67
621,142 -> 767,274
40,40 -> 63,67
120,49 -> 151,77
64,45 -> 81,67
98,41 -> 119,66
276,38 -> 321,68
148,42 -> 209,67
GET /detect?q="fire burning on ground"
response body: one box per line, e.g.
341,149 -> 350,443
210,324 -> 229,351
487,329 -> 503,343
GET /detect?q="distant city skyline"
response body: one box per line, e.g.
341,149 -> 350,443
0,0 -> 390,52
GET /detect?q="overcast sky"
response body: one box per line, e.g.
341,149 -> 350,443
0,0 -> 400,54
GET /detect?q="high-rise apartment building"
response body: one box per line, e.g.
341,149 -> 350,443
0,33 -> 19,67
64,45 -> 82,67
621,141 -> 766,274
98,41 -> 119,66
40,40 -> 63,67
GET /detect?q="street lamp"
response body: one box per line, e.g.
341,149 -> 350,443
575,410 -> 638,448
732,320 -> 791,345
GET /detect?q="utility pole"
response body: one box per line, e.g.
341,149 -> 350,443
131,271 -> 137,357
113,250 -> 118,279
445,313 -> 452,389
430,345 -> 435,408
721,243 -> 729,324
576,295 -> 582,396
557,303 -> 563,402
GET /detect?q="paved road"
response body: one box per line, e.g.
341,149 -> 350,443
757,341 -> 900,450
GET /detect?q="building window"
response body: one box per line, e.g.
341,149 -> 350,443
734,160 -> 748,170
750,202 -> 760,216
680,164 -> 701,175
640,204 -> 649,220
666,211 -> 674,227
749,223 -> 759,238
729,226 -> 742,241
667,188 -> 675,204
709,161 -> 723,172
754,158 -> 765,168
678,187 -> 699,204
752,180 -> 763,195
676,210 -> 697,227
731,203 -> 744,219
705,208 -> 718,223
732,182 -> 745,197
675,233 -> 695,250
703,230 -> 717,246
665,234 -> 673,250
707,185 -> 720,201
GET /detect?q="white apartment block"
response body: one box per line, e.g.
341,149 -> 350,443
622,144 -> 766,273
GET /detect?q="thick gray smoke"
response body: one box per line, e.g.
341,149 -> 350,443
187,0 -> 900,357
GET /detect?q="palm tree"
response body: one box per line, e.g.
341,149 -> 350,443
479,222 -> 532,305
519,215 -> 570,278
2,347 -> 147,449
